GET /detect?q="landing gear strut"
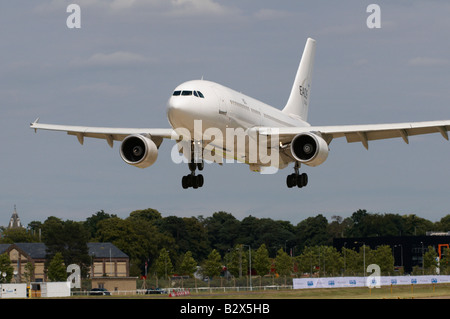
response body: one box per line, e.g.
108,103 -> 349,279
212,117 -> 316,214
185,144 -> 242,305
286,162 -> 308,188
182,140 -> 204,189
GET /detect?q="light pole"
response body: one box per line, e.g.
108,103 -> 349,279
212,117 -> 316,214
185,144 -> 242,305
343,242 -> 347,276
421,242 -> 424,275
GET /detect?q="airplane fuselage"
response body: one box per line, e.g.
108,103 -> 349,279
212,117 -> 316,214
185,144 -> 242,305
166,80 -> 309,170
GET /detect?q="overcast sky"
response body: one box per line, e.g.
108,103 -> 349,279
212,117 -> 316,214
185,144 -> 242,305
1,0 -> 450,226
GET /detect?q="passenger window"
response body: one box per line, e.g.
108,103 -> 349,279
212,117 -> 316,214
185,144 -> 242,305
181,91 -> 192,96
173,91 -> 181,96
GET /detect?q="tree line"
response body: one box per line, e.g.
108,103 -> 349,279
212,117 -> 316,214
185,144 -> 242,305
1,208 -> 450,279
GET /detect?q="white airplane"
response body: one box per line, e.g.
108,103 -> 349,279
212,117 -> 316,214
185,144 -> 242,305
31,38 -> 450,189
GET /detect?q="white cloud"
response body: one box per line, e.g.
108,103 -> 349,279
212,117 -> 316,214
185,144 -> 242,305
36,0 -> 237,18
166,0 -> 241,17
72,51 -> 156,67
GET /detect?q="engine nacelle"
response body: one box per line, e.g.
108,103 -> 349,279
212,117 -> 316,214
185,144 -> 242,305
120,134 -> 158,168
290,133 -> 329,167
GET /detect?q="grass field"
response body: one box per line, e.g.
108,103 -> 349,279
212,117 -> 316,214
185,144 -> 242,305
169,284 -> 450,299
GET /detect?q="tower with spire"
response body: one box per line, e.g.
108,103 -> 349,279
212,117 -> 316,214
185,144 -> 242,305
8,205 -> 23,229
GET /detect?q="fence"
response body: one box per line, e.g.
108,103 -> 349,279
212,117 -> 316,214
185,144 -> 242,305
293,275 -> 450,289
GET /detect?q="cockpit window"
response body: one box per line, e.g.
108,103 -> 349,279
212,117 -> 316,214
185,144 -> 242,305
173,90 -> 205,98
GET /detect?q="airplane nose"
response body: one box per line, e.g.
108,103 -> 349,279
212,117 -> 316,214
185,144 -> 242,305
167,97 -> 193,128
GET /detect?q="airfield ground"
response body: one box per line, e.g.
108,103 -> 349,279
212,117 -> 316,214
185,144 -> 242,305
77,284 -> 450,299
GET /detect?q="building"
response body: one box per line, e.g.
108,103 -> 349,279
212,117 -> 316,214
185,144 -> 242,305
7,205 -> 23,229
88,242 -> 130,278
0,242 -> 130,282
333,234 -> 450,273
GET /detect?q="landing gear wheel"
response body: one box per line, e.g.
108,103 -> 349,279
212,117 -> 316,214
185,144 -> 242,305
286,174 -> 296,188
297,173 -> 308,188
182,175 -> 189,189
286,162 -> 308,189
197,174 -> 204,187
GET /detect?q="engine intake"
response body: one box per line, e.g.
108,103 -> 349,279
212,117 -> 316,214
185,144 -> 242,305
120,134 -> 158,168
290,133 -> 328,167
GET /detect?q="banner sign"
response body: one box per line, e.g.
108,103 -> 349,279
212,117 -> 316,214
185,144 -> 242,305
293,275 -> 450,289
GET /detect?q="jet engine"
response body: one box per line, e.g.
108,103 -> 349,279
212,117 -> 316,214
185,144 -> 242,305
290,133 -> 328,167
120,134 -> 158,168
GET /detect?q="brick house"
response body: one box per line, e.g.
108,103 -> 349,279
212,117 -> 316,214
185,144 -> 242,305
0,242 -> 130,282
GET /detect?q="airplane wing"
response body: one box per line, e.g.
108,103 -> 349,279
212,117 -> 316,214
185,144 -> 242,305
30,118 -> 175,148
258,120 -> 450,150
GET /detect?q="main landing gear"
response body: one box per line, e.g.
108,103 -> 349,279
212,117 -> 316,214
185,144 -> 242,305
286,162 -> 308,188
182,141 -> 204,189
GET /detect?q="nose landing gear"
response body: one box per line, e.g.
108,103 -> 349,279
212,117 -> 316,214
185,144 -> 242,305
182,162 -> 204,189
182,140 -> 205,189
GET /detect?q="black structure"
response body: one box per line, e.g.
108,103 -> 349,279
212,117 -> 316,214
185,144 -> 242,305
333,235 -> 450,274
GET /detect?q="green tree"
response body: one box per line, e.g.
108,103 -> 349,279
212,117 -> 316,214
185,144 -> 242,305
402,214 -> 434,235
155,248 -> 173,279
203,212 -> 240,256
354,245 -> 373,276
435,215 -> 450,232
0,228 -> 34,244
327,215 -> 351,239
202,249 -> 222,279
275,248 -> 292,285
128,208 -> 162,223
43,218 -> 90,277
182,217 -> 210,261
372,245 -> 394,275
178,251 -> 197,277
155,216 -> 209,262
424,245 -> 438,274
297,246 -> 319,276
224,245 -> 244,278
0,253 -> 14,282
319,246 -> 343,276
295,215 -> 329,250
341,247 -> 360,276
84,210 -> 117,239
254,244 -> 271,277
298,246 -> 343,277
253,219 -> 296,256
95,216 -> 175,276
439,247 -> 450,274
47,252 -> 67,282
345,209 -> 370,237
